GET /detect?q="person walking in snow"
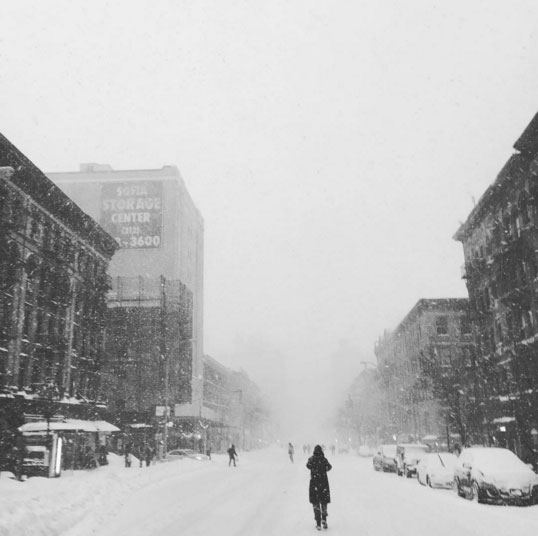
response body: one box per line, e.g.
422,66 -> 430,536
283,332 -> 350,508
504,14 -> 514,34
288,442 -> 295,463
306,444 -> 332,531
137,444 -> 145,467
227,444 -> 238,467
144,444 -> 154,467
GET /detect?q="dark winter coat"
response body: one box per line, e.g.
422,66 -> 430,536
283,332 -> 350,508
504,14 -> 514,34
306,448 -> 332,504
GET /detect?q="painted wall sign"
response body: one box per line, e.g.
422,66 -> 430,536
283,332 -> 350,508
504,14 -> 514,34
100,181 -> 163,249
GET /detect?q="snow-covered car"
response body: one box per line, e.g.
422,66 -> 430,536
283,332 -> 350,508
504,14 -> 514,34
396,443 -> 430,478
417,452 -> 457,488
373,444 -> 397,472
358,445 -> 374,457
167,449 -> 210,462
454,447 -> 538,505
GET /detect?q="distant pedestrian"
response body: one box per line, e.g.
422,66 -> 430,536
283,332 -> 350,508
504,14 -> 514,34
227,444 -> 238,467
98,445 -> 108,466
330,445 -> 336,456
306,444 -> 332,531
206,445 -> 212,460
144,444 -> 154,467
124,442 -> 132,468
288,442 -> 295,463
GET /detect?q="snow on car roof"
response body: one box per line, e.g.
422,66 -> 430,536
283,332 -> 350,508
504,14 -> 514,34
465,447 -> 528,471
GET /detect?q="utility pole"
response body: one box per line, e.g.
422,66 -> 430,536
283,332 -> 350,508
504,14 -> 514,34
160,275 -> 169,458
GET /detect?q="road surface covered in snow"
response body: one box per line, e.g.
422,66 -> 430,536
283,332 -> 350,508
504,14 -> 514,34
3,446 -> 538,535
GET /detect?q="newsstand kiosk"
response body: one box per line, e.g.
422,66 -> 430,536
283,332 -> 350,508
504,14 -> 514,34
19,431 -> 63,478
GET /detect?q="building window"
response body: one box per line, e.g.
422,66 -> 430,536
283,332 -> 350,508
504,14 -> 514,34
515,216 -> 522,237
439,348 -> 451,367
484,287 -> 491,309
460,316 -> 472,335
436,316 -> 448,335
522,199 -> 530,225
495,320 -> 503,344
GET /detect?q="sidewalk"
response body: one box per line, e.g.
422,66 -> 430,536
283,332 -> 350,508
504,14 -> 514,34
0,452 -> 219,536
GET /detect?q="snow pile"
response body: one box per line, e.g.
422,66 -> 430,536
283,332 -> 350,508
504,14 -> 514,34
0,452 -> 214,536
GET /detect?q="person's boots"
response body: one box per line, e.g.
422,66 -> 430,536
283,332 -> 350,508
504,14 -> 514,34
314,512 -> 321,531
321,511 -> 328,529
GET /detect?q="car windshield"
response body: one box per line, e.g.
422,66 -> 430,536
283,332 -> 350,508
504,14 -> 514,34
433,453 -> 457,469
383,445 -> 397,457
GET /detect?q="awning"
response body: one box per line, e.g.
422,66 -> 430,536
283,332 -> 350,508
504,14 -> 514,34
18,419 -> 119,433
92,420 -> 121,432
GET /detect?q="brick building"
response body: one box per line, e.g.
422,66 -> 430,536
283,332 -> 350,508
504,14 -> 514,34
47,164 -> 205,444
375,299 -> 475,446
0,133 -> 118,463
202,355 -> 270,451
454,112 -> 538,461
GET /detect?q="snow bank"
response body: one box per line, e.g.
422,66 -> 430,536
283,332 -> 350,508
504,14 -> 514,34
0,453 -> 215,536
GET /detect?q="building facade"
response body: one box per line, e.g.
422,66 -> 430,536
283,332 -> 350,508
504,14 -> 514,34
202,355 -> 271,452
101,276 -> 193,419
47,165 -> 204,428
0,134 -> 118,466
454,112 -> 538,461
375,299 -> 475,446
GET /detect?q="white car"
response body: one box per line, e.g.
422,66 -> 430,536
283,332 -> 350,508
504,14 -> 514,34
454,447 -> 538,505
416,452 -> 457,488
358,445 -> 375,457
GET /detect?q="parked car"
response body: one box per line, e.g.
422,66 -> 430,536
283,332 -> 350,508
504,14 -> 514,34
417,452 -> 457,488
167,449 -> 210,462
454,447 -> 538,505
396,443 -> 430,478
373,444 -> 397,472
358,445 -> 375,457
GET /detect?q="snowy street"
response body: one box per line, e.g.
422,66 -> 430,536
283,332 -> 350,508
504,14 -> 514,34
3,447 -> 538,536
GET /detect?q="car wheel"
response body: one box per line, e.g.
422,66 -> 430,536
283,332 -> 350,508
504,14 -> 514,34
455,478 -> 464,497
426,476 -> 432,488
471,481 -> 482,503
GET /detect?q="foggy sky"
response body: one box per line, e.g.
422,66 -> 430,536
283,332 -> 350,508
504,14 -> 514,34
2,1 -> 538,439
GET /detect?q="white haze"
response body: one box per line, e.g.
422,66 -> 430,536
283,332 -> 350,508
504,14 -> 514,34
2,0 -> 538,437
